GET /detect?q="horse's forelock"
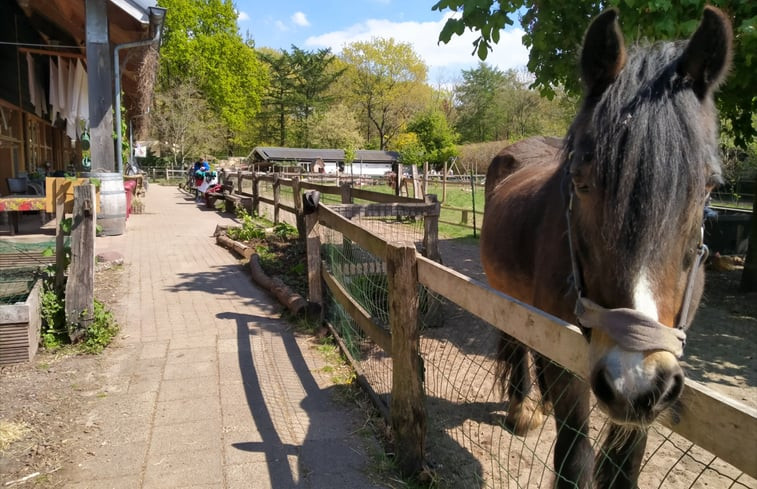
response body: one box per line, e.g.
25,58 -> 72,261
585,41 -> 717,269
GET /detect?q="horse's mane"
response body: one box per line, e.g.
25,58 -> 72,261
569,40 -> 721,271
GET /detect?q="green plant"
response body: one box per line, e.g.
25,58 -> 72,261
39,275 -> 119,354
81,300 -> 118,354
40,281 -> 67,350
273,221 -> 297,239
227,208 -> 266,241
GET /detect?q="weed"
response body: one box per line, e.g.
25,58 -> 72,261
273,221 -> 297,239
40,281 -> 67,350
227,208 -> 266,241
80,300 -> 118,354
39,276 -> 119,354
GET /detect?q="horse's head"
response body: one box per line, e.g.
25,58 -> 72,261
566,7 -> 732,427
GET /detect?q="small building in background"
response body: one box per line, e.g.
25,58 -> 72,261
247,147 -> 399,176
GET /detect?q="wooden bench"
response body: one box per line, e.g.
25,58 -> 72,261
222,193 -> 252,214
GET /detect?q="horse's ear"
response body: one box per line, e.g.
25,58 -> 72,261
678,6 -> 732,99
580,9 -> 626,98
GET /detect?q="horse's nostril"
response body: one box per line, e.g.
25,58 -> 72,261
661,371 -> 685,405
592,367 -> 616,406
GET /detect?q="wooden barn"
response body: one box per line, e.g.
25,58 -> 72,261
248,147 -> 399,176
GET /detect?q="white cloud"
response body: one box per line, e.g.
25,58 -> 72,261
275,20 -> 288,32
291,11 -> 310,27
237,10 -> 250,22
304,14 -> 529,82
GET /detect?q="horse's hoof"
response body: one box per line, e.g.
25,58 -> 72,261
506,397 -> 545,435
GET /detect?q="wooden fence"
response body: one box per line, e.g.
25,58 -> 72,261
210,171 -> 755,486
296,191 -> 756,486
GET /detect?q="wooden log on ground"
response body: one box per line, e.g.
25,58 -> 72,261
215,231 -> 309,317
216,233 -> 254,259
249,254 -> 308,316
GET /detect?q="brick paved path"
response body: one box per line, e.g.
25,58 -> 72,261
63,184 -> 386,489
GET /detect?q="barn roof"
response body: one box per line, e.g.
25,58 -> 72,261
249,147 -> 399,165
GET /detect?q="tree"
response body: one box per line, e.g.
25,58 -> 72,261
454,62 -> 511,142
433,0 -> 756,147
340,38 -> 429,150
289,46 -> 345,147
150,80 -> 225,168
156,0 -> 266,151
404,109 -> 459,169
454,63 -> 570,143
257,49 -> 296,146
434,0 -> 757,290
310,104 -> 363,150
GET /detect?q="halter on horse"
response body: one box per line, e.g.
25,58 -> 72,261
481,7 -> 732,488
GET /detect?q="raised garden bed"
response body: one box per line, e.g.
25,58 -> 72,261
0,275 -> 42,365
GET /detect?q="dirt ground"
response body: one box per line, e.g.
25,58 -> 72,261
0,239 -> 755,488
0,264 -> 126,487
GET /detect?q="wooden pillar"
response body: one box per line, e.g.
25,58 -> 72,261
86,0 -> 115,172
304,210 -> 322,319
387,241 -> 425,477
423,194 -> 441,263
395,164 -> 403,197
422,161 -> 428,197
340,183 -> 352,204
54,194 -> 66,293
411,165 -> 420,199
292,176 -> 304,239
272,174 -> 280,224
65,185 -> 96,341
236,171 -> 243,196
442,161 -> 448,203
252,173 -> 259,216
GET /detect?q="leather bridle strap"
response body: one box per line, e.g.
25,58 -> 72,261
565,189 -> 708,357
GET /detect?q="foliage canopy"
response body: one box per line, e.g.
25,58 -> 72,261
433,0 -> 757,147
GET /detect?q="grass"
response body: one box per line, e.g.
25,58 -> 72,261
360,181 -> 485,240
0,420 -> 30,451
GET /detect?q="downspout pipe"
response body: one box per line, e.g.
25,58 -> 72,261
113,6 -> 165,174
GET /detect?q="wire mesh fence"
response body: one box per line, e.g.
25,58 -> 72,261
0,240 -> 57,305
313,202 -> 756,489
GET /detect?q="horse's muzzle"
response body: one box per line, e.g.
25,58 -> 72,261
590,348 -> 685,426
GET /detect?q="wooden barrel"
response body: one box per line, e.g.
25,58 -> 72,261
81,172 -> 126,236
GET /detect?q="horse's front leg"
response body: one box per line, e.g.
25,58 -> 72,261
496,335 -> 545,435
595,424 -> 647,489
539,359 -> 594,489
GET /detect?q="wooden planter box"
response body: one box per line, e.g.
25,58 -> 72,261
0,279 -> 42,365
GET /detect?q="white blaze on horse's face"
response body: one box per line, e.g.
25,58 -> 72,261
589,269 -> 684,426
632,271 -> 658,322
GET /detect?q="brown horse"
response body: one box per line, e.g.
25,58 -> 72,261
481,7 -> 732,489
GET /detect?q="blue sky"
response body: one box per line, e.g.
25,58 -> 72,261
233,0 -> 529,84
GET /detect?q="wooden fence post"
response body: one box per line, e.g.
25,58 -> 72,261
304,209 -> 323,319
273,174 -> 280,224
387,241 -> 425,476
340,183 -> 352,204
442,161 -> 448,203
54,193 -> 66,292
411,165 -> 421,198
236,171 -> 243,197
65,185 -> 96,342
292,176 -> 305,239
252,173 -> 259,216
423,194 -> 441,262
396,164 -> 403,197
422,161 -> 428,197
